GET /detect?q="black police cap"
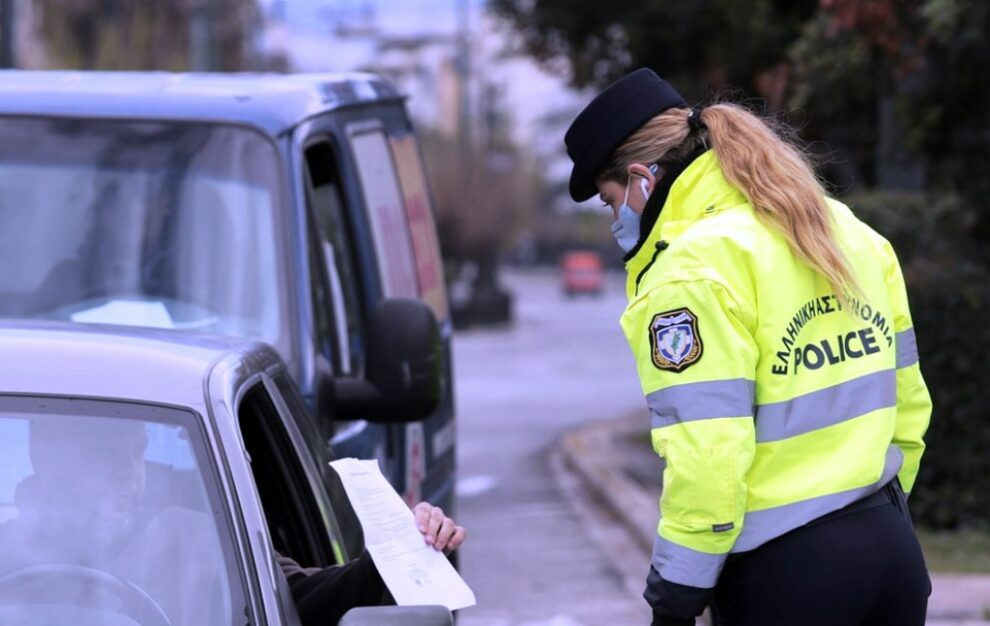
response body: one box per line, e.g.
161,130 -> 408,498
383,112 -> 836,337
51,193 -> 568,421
564,68 -> 687,202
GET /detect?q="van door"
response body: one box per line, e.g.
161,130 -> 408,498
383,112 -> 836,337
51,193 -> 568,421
346,124 -> 425,505
346,123 -> 456,515
294,114 -> 456,518
299,134 -> 392,486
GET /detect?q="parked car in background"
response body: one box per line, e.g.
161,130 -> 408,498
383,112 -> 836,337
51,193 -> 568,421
560,250 -> 605,296
0,322 -> 452,626
0,71 -> 457,550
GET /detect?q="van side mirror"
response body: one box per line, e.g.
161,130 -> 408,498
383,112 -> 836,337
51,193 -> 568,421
338,606 -> 453,626
332,298 -> 443,423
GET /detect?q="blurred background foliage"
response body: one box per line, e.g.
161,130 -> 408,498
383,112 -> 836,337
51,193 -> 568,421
31,0 -> 264,70
852,191 -> 990,530
492,0 -> 990,530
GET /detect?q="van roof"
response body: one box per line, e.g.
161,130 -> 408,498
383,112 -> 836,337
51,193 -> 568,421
0,321 -> 280,414
0,71 -> 405,136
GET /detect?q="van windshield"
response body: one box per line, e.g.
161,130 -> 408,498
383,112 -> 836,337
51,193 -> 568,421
0,118 -> 285,349
0,397 -> 248,626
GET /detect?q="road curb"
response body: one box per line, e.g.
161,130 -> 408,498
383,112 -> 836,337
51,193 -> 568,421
560,413 -> 658,552
559,413 -> 990,623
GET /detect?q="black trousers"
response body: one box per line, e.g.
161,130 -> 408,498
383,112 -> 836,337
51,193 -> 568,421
711,488 -> 931,626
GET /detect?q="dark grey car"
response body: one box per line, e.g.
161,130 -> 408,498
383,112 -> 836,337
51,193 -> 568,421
0,322 -> 451,626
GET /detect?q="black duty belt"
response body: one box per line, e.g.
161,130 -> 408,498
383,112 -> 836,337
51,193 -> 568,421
807,479 -> 908,528
727,480 -> 911,566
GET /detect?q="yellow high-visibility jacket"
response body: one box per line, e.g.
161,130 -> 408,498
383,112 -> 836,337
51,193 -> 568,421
620,150 -> 931,615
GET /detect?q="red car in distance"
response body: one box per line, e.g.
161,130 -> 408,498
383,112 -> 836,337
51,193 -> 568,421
560,250 -> 606,297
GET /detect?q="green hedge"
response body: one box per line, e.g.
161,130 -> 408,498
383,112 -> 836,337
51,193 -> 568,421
847,191 -> 990,530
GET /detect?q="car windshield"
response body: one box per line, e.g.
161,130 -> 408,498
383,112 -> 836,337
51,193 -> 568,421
0,117 -> 286,349
0,397 -> 248,626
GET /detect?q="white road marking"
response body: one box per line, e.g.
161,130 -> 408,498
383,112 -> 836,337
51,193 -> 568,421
518,617 -> 586,626
456,474 -> 497,497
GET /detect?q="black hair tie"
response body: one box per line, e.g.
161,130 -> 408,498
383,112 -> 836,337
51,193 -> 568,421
687,107 -> 706,133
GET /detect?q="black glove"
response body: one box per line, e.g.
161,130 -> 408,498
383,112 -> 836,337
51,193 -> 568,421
651,613 -> 695,626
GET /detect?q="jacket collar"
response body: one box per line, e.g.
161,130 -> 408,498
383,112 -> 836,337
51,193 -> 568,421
624,150 -> 749,299
622,145 -> 708,263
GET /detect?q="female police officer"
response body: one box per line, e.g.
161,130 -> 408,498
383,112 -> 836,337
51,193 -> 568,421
564,68 -> 932,626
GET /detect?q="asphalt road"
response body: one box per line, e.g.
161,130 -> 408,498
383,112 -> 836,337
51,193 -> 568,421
452,269 -> 653,626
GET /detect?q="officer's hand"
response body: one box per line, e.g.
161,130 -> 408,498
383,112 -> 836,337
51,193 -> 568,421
412,502 -> 467,554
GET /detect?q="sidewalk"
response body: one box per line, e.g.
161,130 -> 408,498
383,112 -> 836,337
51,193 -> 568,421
559,413 -> 990,625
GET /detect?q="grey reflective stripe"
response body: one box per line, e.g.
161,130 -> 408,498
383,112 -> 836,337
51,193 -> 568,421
755,370 -> 896,443
652,534 -> 726,588
649,378 -> 755,429
896,328 -> 919,368
733,444 -> 903,553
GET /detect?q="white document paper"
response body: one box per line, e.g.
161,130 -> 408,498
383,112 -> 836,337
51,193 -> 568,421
329,458 -> 477,611
71,300 -> 175,329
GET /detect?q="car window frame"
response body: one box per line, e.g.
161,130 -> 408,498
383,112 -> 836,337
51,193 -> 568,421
261,372 -> 351,564
271,372 -> 365,560
235,375 -> 337,568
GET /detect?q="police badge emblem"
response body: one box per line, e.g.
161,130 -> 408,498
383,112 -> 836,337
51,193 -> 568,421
650,307 -> 703,371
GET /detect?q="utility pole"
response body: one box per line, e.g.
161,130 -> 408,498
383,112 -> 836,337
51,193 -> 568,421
455,0 -> 471,158
0,0 -> 15,69
189,0 -> 215,70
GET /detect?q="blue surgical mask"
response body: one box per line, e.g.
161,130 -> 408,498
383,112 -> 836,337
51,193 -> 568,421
610,175 -> 650,252
611,204 -> 641,252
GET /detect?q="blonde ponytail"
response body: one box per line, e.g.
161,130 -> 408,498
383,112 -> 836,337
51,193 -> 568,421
599,104 -> 859,299
701,104 -> 857,298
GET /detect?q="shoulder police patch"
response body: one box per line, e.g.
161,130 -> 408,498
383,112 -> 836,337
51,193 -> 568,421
649,307 -> 703,372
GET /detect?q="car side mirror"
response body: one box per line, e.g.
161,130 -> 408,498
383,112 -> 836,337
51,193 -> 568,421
332,298 -> 443,423
338,606 -> 453,626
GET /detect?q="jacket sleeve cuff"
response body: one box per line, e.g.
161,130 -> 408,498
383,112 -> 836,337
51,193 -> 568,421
651,612 -> 695,626
644,564 -> 711,622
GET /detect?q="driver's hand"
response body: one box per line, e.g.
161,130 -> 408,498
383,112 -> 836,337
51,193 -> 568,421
412,502 -> 466,554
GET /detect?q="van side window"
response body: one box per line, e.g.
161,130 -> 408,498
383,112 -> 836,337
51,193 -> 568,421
349,128 -> 420,299
388,134 -> 449,322
238,382 -> 335,568
304,141 -> 364,376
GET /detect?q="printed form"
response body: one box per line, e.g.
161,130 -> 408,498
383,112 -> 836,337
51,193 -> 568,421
329,458 -> 477,611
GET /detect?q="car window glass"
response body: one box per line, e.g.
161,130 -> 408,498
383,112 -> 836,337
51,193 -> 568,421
304,140 -> 365,376
0,119 -> 285,349
238,382 -> 336,567
389,134 -> 449,321
349,128 -> 419,299
0,404 -> 244,626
